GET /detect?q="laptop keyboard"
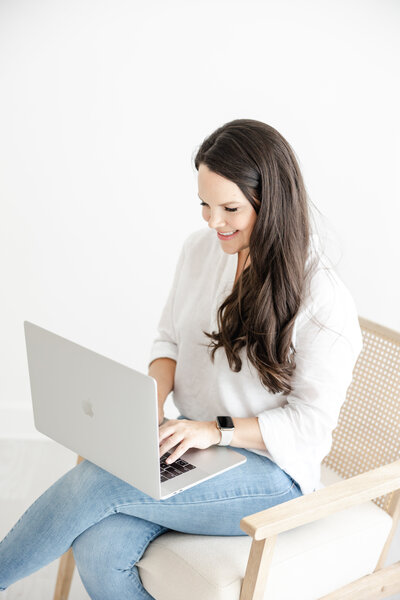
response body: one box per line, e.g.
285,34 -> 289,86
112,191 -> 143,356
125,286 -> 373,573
160,452 -> 197,482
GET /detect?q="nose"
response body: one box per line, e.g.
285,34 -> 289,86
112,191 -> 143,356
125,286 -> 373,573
207,210 -> 227,230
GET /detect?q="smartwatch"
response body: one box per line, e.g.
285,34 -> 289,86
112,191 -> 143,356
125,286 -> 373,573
216,416 -> 235,446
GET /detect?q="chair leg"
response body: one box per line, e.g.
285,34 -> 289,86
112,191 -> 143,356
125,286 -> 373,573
375,488 -> 400,570
240,536 -> 276,600
53,455 -> 84,600
53,547 -> 76,600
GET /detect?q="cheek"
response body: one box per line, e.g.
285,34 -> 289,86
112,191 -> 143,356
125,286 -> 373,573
235,216 -> 250,230
245,212 -> 257,231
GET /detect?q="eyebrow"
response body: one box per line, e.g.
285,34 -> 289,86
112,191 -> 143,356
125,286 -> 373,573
197,194 -> 240,206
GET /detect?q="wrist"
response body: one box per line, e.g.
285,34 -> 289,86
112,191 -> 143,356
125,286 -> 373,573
209,420 -> 222,445
157,401 -> 165,425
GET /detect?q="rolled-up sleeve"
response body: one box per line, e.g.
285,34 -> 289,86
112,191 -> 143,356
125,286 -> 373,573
256,270 -> 363,493
147,241 -> 187,367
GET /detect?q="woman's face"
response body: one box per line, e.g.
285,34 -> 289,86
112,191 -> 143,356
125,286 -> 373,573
197,163 -> 258,256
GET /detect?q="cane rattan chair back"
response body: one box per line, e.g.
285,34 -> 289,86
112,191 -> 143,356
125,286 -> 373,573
323,316 -> 400,513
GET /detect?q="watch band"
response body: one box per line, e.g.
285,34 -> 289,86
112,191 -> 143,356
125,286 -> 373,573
218,427 -> 234,446
216,416 -> 235,446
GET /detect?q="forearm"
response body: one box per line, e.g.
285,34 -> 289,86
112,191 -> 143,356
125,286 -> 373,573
208,416 -> 267,451
148,357 -> 176,412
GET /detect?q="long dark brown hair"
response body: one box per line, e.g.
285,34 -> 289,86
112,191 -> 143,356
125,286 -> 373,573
194,118 -> 317,395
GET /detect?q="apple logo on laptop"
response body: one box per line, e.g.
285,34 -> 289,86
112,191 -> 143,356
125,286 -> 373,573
82,399 -> 94,417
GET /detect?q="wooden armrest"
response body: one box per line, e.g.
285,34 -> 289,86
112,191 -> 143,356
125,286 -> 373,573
240,459 -> 400,540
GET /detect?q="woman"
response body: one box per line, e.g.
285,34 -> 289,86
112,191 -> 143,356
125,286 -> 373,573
0,119 -> 363,599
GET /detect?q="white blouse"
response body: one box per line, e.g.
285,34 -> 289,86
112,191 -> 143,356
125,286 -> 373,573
148,227 -> 363,494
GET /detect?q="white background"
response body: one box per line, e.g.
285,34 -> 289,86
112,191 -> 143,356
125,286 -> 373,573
0,0 -> 399,594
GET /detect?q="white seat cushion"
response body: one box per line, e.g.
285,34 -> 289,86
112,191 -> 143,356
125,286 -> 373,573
136,465 -> 393,600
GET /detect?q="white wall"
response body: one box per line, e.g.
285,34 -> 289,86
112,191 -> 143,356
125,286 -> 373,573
0,0 -> 399,590
1,0 -> 399,411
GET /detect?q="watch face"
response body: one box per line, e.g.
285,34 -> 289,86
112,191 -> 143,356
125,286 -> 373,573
217,416 -> 234,429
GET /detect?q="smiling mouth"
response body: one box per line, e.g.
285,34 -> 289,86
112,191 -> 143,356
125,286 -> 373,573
217,230 -> 239,240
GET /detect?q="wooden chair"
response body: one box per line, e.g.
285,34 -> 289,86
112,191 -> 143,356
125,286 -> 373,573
53,316 -> 400,600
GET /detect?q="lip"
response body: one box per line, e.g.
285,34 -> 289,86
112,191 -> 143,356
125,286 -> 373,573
217,230 -> 239,241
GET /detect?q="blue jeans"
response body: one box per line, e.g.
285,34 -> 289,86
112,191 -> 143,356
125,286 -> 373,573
0,416 -> 302,599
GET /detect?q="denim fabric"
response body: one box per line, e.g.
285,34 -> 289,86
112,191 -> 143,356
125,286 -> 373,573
0,416 -> 302,599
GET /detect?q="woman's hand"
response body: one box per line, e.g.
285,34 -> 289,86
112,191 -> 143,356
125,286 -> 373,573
159,419 -> 221,464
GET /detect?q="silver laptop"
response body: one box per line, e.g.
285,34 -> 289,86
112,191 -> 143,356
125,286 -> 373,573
23,321 -> 246,500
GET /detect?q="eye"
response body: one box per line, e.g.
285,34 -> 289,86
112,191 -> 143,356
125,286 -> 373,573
199,201 -> 238,213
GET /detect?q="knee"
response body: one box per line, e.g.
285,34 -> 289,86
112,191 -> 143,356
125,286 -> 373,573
71,514 -> 139,573
72,520 -> 115,572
